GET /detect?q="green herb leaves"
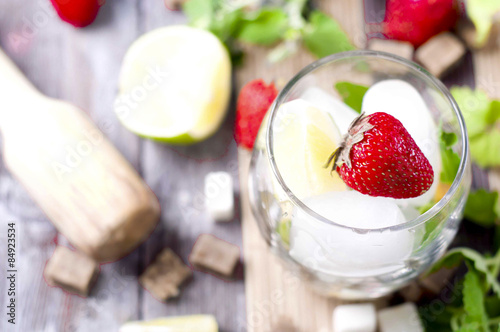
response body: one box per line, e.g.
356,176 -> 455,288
466,0 -> 500,47
182,0 -> 355,62
451,86 -> 500,168
440,129 -> 461,184
334,81 -> 368,113
237,9 -> 288,45
464,189 -> 499,227
302,11 -> 355,58
423,248 -> 500,332
462,267 -> 490,331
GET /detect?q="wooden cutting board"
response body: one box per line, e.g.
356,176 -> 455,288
236,1 -> 389,331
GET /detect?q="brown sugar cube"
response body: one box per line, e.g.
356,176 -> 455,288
139,248 -> 192,301
457,22 -> 481,49
458,20 -> 500,49
190,234 -> 240,277
418,266 -> 457,294
367,38 -> 414,60
273,317 -> 298,332
44,246 -> 99,297
398,281 -> 425,302
415,32 -> 466,78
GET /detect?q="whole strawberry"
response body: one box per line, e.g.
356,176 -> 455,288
383,0 -> 459,47
327,112 -> 434,199
50,0 -> 105,28
235,79 -> 278,150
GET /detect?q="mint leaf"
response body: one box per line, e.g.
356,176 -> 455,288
464,189 -> 499,227
450,86 -> 500,167
303,11 -> 355,58
420,305 -> 454,332
334,82 -> 368,113
277,219 -> 291,246
419,200 -> 436,214
442,131 -> 458,147
210,8 -> 244,43
237,9 -> 288,45
428,248 -> 500,297
466,0 -> 500,47
440,129 -> 461,184
470,129 -> 500,167
451,86 -> 491,139
462,266 -> 490,331
183,0 -> 214,30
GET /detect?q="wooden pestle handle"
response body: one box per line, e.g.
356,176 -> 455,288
0,49 -> 41,97
0,48 -> 160,262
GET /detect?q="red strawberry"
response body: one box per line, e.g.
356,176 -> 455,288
326,112 -> 434,199
383,0 -> 459,47
235,79 -> 278,150
50,0 -> 105,28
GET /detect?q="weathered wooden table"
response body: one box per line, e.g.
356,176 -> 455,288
0,0 -> 499,331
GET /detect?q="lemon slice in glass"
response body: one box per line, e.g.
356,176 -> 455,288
119,315 -> 218,332
273,99 -> 346,199
115,26 -> 231,144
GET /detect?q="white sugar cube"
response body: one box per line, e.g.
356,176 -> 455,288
333,303 -> 376,332
378,303 -> 424,332
205,172 -> 234,222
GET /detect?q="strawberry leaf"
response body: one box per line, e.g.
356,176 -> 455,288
334,82 -> 368,113
303,11 -> 355,58
464,189 -> 499,227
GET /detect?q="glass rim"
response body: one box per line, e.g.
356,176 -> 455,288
265,50 -> 469,233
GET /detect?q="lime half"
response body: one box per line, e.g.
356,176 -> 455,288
119,315 -> 218,332
273,99 -> 346,199
115,26 -> 231,144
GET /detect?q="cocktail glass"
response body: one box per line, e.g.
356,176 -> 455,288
248,50 -> 471,299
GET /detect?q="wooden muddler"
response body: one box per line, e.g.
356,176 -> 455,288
0,49 -> 160,262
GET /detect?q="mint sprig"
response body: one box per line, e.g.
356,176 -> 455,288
182,0 -> 355,63
451,86 -> 500,168
334,81 -> 368,113
439,129 -> 461,185
422,248 -> 500,332
464,189 -> 499,227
